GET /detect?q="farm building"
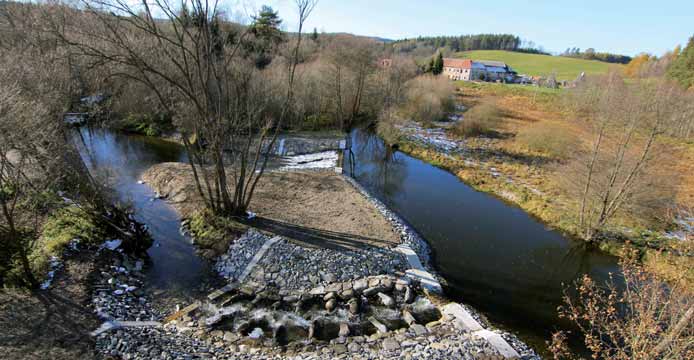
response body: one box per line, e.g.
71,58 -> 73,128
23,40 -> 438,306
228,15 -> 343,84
443,58 -> 517,82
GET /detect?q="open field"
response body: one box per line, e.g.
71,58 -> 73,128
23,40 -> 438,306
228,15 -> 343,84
455,50 -> 621,80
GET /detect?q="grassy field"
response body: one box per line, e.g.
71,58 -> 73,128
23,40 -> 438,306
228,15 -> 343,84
455,50 -> 622,81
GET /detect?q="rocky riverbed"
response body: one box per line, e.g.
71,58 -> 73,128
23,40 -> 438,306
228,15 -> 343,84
91,223 -> 539,360
95,265 -> 539,360
216,229 -> 408,291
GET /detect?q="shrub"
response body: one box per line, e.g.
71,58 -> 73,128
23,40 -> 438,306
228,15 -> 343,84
515,123 -> 580,160
188,209 -> 248,257
452,102 -> 502,137
401,75 -> 455,124
551,248 -> 694,360
302,114 -> 335,131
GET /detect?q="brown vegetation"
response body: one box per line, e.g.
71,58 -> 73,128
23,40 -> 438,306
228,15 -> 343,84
400,75 -> 456,124
452,102 -> 503,137
515,122 -> 580,160
0,2 -> 104,288
560,73 -> 682,242
49,0 -> 318,218
550,249 -> 693,360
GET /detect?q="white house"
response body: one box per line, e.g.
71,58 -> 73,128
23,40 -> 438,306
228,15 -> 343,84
443,58 -> 517,82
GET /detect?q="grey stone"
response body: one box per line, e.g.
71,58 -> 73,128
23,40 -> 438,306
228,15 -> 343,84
410,324 -> 427,336
325,299 -> 337,312
324,292 -> 336,301
339,323 -> 350,337
363,286 -> 383,297
402,310 -> 417,325
382,338 -> 400,351
340,289 -> 354,299
348,299 -> 359,315
368,317 -> 388,334
353,279 -> 368,293
222,332 -> 237,342
333,344 -> 347,355
377,292 -> 395,307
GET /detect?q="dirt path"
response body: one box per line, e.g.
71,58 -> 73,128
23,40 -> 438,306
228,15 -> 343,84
142,163 -> 400,250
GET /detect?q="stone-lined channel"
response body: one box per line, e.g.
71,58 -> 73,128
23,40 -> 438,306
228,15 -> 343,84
344,128 -> 621,352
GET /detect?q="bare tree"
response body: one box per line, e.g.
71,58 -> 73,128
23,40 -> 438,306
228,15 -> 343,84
0,51 -> 86,288
54,0 -> 317,217
321,35 -> 379,130
561,73 -> 681,242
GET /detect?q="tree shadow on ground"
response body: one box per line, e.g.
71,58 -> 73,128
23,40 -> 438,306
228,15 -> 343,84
249,216 -> 393,252
0,254 -> 100,359
0,290 -> 99,359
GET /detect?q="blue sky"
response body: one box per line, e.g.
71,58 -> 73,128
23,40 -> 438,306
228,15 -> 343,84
249,0 -> 693,56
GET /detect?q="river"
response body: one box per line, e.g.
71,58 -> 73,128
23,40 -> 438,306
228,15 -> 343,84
344,129 -> 621,352
73,127 -> 215,305
74,126 -> 620,354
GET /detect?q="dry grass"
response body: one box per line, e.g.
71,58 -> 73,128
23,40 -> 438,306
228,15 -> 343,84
402,82 -> 692,262
514,122 -> 582,160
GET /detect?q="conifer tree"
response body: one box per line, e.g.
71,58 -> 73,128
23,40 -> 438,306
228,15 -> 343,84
432,52 -> 444,75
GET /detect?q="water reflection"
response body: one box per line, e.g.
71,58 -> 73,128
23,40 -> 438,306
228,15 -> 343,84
345,128 -> 621,349
72,127 -> 213,305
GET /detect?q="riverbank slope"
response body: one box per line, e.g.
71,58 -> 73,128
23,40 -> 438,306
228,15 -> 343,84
385,81 -> 693,286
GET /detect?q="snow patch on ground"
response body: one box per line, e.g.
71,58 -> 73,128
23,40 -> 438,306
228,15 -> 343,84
397,123 -> 463,154
279,151 -> 338,171
40,256 -> 63,290
102,239 -> 123,251
666,215 -> 694,241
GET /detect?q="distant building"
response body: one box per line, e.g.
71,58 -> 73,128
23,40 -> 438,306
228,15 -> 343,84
443,58 -> 517,82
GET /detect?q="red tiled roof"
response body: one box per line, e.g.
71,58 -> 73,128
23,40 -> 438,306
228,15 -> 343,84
443,58 -> 472,69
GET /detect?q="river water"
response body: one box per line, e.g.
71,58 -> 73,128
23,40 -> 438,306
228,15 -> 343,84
74,126 -> 620,353
344,129 -> 621,351
73,127 -> 214,304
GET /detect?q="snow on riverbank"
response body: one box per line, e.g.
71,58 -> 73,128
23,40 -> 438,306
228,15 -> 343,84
397,123 -> 463,154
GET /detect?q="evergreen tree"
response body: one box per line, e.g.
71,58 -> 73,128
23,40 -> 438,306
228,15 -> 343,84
311,27 -> 319,42
251,5 -> 283,43
427,57 -> 435,73
667,35 -> 694,89
249,5 -> 284,68
432,52 -> 444,75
